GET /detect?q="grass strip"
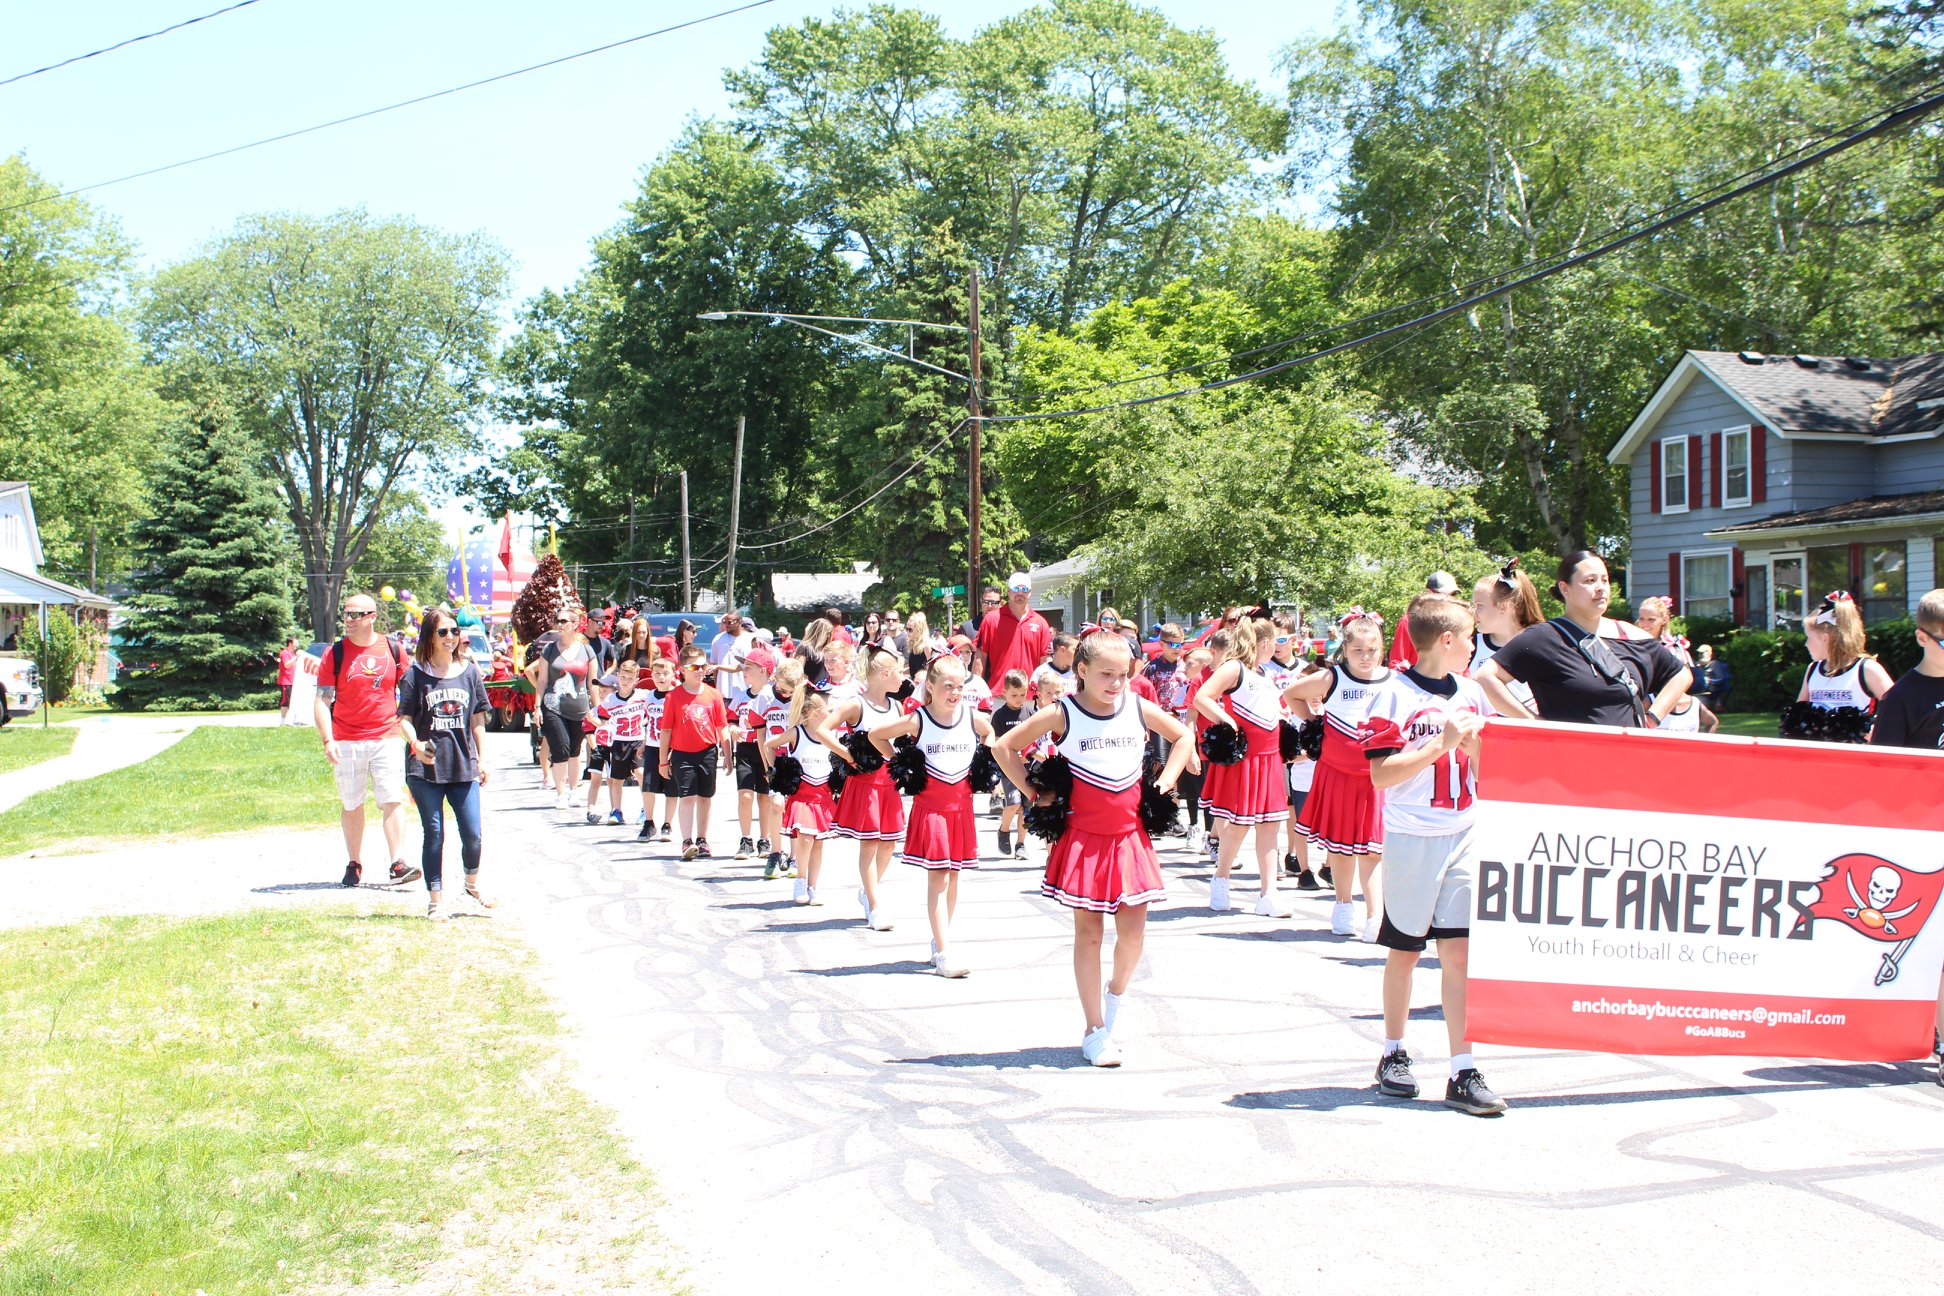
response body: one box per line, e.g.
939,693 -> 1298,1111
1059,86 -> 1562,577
0,725 -> 76,776
0,726 -> 351,857
0,909 -> 674,1295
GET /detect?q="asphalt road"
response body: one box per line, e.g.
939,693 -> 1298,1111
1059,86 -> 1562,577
482,730 -> 1943,1296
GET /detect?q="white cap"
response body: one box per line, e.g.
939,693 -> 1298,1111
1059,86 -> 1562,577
1426,571 -> 1459,594
755,628 -> 775,644
1007,571 -> 1032,592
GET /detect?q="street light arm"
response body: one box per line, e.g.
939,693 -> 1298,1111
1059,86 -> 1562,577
695,309 -> 969,332
769,316 -> 974,385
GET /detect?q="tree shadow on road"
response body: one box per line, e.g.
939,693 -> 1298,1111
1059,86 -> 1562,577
794,958 -> 935,975
1198,927 -> 1354,942
1227,1086 -> 1433,1112
891,1045 -> 1092,1070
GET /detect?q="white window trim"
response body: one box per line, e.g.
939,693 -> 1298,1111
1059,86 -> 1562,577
1721,425 -> 1753,510
1768,551 -> 1807,628
1661,436 -> 1689,515
1680,545 -> 1734,618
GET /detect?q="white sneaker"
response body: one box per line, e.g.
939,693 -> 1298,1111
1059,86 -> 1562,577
792,879 -> 811,905
1331,901 -> 1356,935
868,904 -> 894,931
857,887 -> 871,918
1081,1025 -> 1122,1067
1361,914 -> 1382,943
1255,890 -> 1295,918
807,886 -> 822,906
1104,990 -> 1124,1035
934,949 -> 969,978
1210,876 -> 1232,911
1186,825 -> 1204,852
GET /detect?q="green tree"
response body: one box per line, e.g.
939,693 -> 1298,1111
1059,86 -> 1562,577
143,209 -> 509,640
0,156 -> 165,581
116,413 -> 293,711
20,608 -> 85,709
342,488 -> 449,635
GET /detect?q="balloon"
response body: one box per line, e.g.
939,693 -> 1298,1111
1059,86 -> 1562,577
398,589 -> 416,605
380,585 -> 397,602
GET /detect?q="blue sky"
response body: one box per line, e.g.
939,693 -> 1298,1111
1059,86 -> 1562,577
8,0 -> 1343,305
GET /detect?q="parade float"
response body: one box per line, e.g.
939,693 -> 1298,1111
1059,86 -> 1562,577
447,516 -> 541,731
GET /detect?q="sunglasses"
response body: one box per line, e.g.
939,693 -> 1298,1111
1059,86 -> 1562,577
555,618 -> 574,626
1274,635 -> 1295,645
342,609 -> 374,620
434,627 -> 461,638
1162,639 -> 1184,647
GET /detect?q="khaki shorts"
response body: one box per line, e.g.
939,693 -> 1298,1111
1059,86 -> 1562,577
335,738 -> 406,810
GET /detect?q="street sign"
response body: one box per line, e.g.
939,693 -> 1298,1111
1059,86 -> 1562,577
931,585 -> 966,597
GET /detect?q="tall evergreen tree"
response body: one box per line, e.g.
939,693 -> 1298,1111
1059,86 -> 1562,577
116,414 -> 292,711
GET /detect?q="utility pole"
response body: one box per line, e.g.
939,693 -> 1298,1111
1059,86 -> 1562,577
679,470 -> 693,612
966,266 -> 983,602
725,415 -> 745,611
627,496 -> 636,602
88,523 -> 97,590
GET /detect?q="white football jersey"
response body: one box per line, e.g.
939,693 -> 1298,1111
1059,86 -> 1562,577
1360,669 -> 1489,834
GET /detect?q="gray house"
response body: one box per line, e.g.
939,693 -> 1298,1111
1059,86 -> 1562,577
1609,350 -> 1944,629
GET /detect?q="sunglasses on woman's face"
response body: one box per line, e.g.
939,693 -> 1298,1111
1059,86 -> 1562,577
435,627 -> 461,638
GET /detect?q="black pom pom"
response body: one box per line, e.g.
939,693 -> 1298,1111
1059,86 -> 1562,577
1137,777 -> 1178,838
888,734 -> 929,795
827,759 -> 849,799
769,753 -> 804,797
1200,723 -> 1246,766
968,745 -> 1000,794
1022,798 -> 1069,842
1824,705 -> 1874,744
1298,718 -> 1324,760
844,728 -> 886,774
1278,719 -> 1302,763
1779,701 -> 1823,740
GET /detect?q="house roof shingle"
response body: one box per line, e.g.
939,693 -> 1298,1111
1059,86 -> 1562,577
1687,351 -> 1944,438
1706,488 -> 1944,537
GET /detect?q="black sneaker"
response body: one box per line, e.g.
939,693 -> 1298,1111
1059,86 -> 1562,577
1318,864 -> 1335,887
638,819 -> 655,841
1375,1048 -> 1419,1099
585,811 -> 602,825
766,851 -> 784,877
681,839 -> 699,861
997,834 -> 1013,857
389,861 -> 422,886
1295,866 -> 1322,891
756,837 -> 771,856
341,860 -> 362,888
1280,852 -> 1300,880
697,841 -> 713,858
1444,1068 -> 1508,1116
763,857 -> 780,880
660,823 -> 672,842
736,836 -> 755,860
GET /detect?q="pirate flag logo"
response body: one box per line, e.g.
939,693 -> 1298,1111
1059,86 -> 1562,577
1799,853 -> 1944,986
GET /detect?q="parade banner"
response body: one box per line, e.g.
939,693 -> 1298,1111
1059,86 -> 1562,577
1469,720 -> 1944,1061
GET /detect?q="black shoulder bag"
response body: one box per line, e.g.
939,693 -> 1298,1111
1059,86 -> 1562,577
1549,619 -> 1648,728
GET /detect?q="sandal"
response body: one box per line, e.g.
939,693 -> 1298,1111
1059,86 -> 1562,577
427,894 -> 448,923
465,880 -> 497,910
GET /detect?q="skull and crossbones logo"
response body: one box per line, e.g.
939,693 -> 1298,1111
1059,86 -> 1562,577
1843,865 -> 1921,936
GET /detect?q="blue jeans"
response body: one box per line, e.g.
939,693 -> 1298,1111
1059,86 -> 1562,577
407,777 -> 482,892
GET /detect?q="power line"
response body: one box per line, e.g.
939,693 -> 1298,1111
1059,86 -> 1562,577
987,77 -> 1944,412
733,420 -> 970,551
0,0 -> 778,214
0,1 -> 261,89
985,83 -> 1944,427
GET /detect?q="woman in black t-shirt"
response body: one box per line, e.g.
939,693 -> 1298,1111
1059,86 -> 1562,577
397,610 -> 493,921
1475,551 -> 1691,728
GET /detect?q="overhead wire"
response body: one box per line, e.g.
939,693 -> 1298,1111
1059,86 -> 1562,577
0,0 -> 779,214
982,82 -> 1944,427
0,1 -> 262,88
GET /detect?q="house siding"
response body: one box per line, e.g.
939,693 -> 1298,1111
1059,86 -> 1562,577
1874,438 -> 1944,494
1784,441 -> 1878,511
1626,378 -> 1762,605
0,493 -> 36,575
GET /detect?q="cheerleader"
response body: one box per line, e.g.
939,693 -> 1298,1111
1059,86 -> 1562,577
1633,596 -> 1694,668
1470,560 -> 1542,717
1174,639 -> 1226,857
764,689 -> 849,905
870,654 -> 993,977
817,645 -> 909,930
1193,616 -> 1295,917
993,632 -> 1195,1067
1796,591 -> 1894,733
1287,610 -> 1391,940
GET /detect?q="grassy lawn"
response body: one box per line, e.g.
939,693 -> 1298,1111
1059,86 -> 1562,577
1712,711 -> 1776,738
0,725 -> 76,775
0,910 -> 677,1295
0,726 -> 373,858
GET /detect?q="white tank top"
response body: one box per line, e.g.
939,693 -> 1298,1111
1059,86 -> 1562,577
1804,660 -> 1874,712
1226,663 -> 1283,730
1468,634 -> 1536,713
853,695 -> 901,734
1058,693 -> 1148,792
1659,698 -> 1702,733
1322,664 -> 1391,740
915,704 -> 976,783
790,724 -> 833,783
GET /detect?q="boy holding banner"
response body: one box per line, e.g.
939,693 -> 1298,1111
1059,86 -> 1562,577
1361,594 -> 1506,1115
1868,587 -> 1944,1085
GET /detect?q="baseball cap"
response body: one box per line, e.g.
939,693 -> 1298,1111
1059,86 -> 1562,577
736,644 -> 778,672
653,635 -> 676,659
755,628 -> 775,644
1427,571 -> 1459,595
947,633 -> 974,651
1007,571 -> 1032,593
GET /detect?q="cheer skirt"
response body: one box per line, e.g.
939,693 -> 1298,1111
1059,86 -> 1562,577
1041,827 -> 1164,913
1199,748 -> 1291,825
1295,761 -> 1383,856
833,766 -> 905,841
783,781 -> 837,840
901,783 -> 977,870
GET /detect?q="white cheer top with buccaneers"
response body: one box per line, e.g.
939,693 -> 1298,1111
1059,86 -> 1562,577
1359,668 -> 1489,835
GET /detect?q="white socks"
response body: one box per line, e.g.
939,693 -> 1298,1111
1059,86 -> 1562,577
1104,990 -> 1123,1033
1450,1051 -> 1475,1077
1383,1038 -> 1403,1056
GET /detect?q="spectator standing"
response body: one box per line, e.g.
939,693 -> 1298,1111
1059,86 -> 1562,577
277,638 -> 300,719
975,571 -> 1053,687
396,609 -> 493,922
315,592 -> 418,889
708,611 -> 752,696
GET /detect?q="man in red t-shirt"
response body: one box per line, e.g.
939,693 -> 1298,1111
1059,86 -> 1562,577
975,570 -> 1053,687
314,592 -> 415,889
658,645 -> 733,860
